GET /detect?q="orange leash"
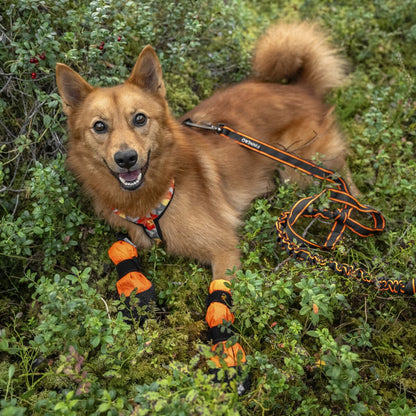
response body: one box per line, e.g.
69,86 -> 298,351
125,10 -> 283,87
184,119 -> 416,295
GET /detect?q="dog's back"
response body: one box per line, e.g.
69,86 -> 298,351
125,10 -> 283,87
181,22 -> 354,207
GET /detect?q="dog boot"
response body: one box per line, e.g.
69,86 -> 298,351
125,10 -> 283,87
108,237 -> 156,324
205,279 -> 249,395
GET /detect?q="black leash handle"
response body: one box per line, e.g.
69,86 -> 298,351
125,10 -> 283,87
184,119 -> 416,296
276,211 -> 416,295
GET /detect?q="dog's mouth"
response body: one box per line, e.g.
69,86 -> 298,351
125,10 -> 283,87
107,151 -> 150,191
118,168 -> 145,191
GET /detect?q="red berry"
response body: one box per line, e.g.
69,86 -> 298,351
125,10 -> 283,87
117,36 -> 122,41
98,45 -> 104,50
31,72 -> 37,79
38,52 -> 46,60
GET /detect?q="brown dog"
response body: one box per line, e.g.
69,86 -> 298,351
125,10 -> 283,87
56,21 -> 356,282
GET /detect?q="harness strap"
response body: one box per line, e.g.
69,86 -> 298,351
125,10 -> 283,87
183,119 -> 416,296
112,179 -> 175,243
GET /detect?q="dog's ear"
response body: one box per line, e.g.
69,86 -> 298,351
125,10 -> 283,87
127,46 -> 166,97
56,64 -> 93,115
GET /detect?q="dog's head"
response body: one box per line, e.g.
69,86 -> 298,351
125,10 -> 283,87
56,46 -> 171,192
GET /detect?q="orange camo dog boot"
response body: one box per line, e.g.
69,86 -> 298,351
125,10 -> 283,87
108,236 -> 156,324
205,279 -> 250,395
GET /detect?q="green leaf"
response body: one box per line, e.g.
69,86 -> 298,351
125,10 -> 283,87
91,336 -> 101,348
97,403 -> 111,413
8,364 -> 15,379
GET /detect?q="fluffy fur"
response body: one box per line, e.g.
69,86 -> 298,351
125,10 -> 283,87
56,21 -> 357,281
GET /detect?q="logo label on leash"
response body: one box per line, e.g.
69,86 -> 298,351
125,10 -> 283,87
241,137 -> 261,150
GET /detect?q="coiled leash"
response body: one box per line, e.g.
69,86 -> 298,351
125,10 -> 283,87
183,119 -> 416,296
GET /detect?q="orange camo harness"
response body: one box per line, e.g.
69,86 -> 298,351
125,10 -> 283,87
112,179 -> 175,244
183,119 -> 416,296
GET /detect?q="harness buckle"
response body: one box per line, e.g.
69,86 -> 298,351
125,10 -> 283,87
183,118 -> 223,134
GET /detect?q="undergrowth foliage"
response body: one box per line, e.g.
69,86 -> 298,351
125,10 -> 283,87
1,0 -> 416,415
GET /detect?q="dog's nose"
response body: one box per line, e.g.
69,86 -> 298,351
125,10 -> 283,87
114,149 -> 138,169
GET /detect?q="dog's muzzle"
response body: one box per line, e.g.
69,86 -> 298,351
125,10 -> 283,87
107,149 -> 150,191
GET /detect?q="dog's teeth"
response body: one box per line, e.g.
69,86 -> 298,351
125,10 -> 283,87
119,172 -> 142,187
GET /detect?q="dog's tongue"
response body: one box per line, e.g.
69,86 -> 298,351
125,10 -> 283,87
119,169 -> 141,182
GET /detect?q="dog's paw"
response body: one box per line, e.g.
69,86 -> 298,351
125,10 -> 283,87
118,285 -> 157,325
108,238 -> 157,325
209,367 -> 251,396
209,341 -> 250,395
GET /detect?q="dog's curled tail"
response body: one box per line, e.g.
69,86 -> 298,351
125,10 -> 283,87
252,21 -> 347,97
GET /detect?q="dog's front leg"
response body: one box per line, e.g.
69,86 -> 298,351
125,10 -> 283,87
108,237 -> 156,324
206,249 -> 249,393
211,248 -> 241,281
205,278 -> 249,394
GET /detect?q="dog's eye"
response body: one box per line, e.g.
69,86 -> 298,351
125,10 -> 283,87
133,113 -> 147,127
93,121 -> 108,134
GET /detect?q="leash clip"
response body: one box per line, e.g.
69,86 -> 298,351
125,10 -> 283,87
183,118 -> 223,134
